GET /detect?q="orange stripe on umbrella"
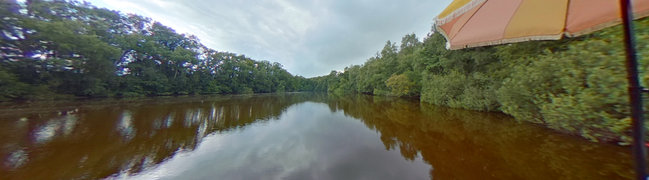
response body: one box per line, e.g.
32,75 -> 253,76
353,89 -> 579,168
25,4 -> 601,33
434,0 -> 649,179
435,0 -> 649,50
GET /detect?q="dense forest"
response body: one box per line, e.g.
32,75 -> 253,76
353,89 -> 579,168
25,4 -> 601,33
0,0 -> 313,101
3,0 -> 649,144
310,17 -> 649,143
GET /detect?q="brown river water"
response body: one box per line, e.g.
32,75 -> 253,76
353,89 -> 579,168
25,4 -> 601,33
0,93 -> 634,179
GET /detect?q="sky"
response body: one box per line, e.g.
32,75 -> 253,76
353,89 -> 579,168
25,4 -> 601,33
84,0 -> 452,77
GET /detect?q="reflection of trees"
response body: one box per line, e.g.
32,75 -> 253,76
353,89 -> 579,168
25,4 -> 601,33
0,93 -> 634,179
0,93 -> 314,180
322,95 -> 633,180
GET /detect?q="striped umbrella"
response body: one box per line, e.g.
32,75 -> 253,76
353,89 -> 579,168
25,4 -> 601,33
434,0 -> 649,179
435,0 -> 649,49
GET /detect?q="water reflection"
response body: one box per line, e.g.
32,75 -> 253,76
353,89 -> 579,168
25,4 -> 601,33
127,101 -> 430,180
117,111 -> 135,141
0,94 -> 313,180
322,94 -> 633,179
0,93 -> 633,179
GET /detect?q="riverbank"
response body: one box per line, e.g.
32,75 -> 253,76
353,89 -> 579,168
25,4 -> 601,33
309,17 -> 649,144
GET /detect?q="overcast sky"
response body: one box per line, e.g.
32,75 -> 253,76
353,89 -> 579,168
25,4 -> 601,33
85,0 -> 452,77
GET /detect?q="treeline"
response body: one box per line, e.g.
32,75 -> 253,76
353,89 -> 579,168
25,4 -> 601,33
0,0 -> 312,101
310,17 -> 649,143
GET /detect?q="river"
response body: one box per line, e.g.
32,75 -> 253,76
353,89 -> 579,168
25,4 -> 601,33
0,93 -> 633,179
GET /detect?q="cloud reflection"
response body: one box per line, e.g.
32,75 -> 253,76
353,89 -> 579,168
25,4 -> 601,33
126,102 -> 430,180
118,111 -> 136,141
33,114 -> 78,144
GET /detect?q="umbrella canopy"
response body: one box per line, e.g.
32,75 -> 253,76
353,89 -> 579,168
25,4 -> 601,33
434,0 -> 649,179
435,0 -> 649,50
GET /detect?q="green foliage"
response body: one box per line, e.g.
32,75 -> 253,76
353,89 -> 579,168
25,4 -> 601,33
386,74 -> 416,97
498,34 -> 635,143
0,0 -> 310,101
0,69 -> 28,101
310,17 -> 649,143
421,70 -> 465,106
4,0 -> 649,143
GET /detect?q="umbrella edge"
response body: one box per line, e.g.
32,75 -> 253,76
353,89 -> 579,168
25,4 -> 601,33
435,0 -> 486,25
447,34 -> 563,50
567,10 -> 649,37
439,12 -> 649,50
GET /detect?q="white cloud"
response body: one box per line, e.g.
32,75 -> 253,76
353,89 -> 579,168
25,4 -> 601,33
85,0 -> 452,77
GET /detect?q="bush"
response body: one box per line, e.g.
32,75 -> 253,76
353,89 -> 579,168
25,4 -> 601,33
386,74 -> 416,97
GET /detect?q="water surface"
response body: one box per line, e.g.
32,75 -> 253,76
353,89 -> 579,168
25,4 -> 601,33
0,93 -> 633,179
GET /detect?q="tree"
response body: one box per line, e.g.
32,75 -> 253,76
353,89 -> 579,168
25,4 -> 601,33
0,0 -> 309,100
385,74 -> 415,97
